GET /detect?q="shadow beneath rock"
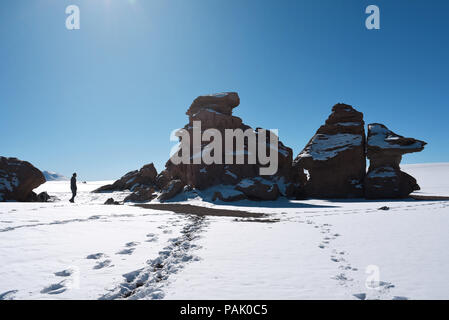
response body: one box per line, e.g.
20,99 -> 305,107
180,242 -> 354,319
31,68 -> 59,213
136,203 -> 266,218
211,199 -> 341,209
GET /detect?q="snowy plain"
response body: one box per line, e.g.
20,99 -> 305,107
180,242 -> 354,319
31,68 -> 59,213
0,163 -> 448,300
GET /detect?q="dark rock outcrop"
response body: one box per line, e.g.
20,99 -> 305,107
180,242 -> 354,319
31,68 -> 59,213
235,178 -> 280,201
365,123 -> 426,199
94,163 -> 158,193
186,92 -> 240,117
0,157 -> 46,202
160,92 -> 298,201
124,186 -> 157,203
104,198 -> 121,205
293,104 -> 366,198
93,98 -> 427,202
37,192 -> 51,202
212,189 -> 247,202
158,179 -> 184,202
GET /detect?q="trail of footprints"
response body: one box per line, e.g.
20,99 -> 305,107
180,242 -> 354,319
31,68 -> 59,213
39,267 -> 78,295
12,200 -> 433,299
100,215 -> 206,300
38,215 -> 203,298
307,218 -> 406,300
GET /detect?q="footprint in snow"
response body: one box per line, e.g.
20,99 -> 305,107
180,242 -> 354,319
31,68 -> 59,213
116,248 -> 135,255
94,259 -> 113,269
40,281 -> 67,295
353,293 -> 366,300
365,280 -> 395,292
392,296 -> 408,300
332,273 -> 353,283
86,253 -> 106,260
0,290 -> 18,300
125,241 -> 140,247
339,265 -> 352,270
146,233 -> 159,242
376,281 -> 395,289
331,256 -> 345,263
122,269 -> 144,283
55,268 -> 75,277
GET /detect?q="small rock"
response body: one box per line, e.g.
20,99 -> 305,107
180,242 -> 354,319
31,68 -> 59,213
37,192 -> 51,203
104,198 -> 120,205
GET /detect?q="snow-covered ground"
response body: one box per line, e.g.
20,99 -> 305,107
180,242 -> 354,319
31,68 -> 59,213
0,163 -> 448,300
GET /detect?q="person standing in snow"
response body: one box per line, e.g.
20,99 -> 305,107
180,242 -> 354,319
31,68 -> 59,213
70,173 -> 77,203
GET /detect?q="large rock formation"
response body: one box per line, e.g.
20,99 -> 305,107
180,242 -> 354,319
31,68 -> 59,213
160,92 -> 300,201
365,123 -> 426,199
293,104 -> 366,198
94,163 -> 159,202
94,163 -> 157,193
94,98 -> 427,202
0,157 -> 46,202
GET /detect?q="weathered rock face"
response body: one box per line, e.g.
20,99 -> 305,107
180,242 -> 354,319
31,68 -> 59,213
160,92 -> 299,201
158,179 -> 184,202
186,92 -> 240,118
94,163 -> 157,193
235,177 -> 280,201
94,163 -> 159,202
293,104 -> 366,198
0,157 -> 46,202
124,186 -> 157,203
365,123 -> 426,199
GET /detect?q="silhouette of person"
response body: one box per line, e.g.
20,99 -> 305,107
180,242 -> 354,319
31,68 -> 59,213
70,173 -> 77,203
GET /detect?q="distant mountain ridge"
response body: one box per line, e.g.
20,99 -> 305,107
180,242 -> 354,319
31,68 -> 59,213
42,171 -> 68,181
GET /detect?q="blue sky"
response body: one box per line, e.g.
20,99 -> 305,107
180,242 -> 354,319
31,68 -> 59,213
1,0 -> 448,180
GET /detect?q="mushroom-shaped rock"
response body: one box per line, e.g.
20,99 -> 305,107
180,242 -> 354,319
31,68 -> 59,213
365,124 -> 426,199
186,92 -> 240,118
293,104 -> 366,198
161,92 -> 298,201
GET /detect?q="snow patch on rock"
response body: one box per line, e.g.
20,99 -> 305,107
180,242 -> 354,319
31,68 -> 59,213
298,133 -> 363,161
